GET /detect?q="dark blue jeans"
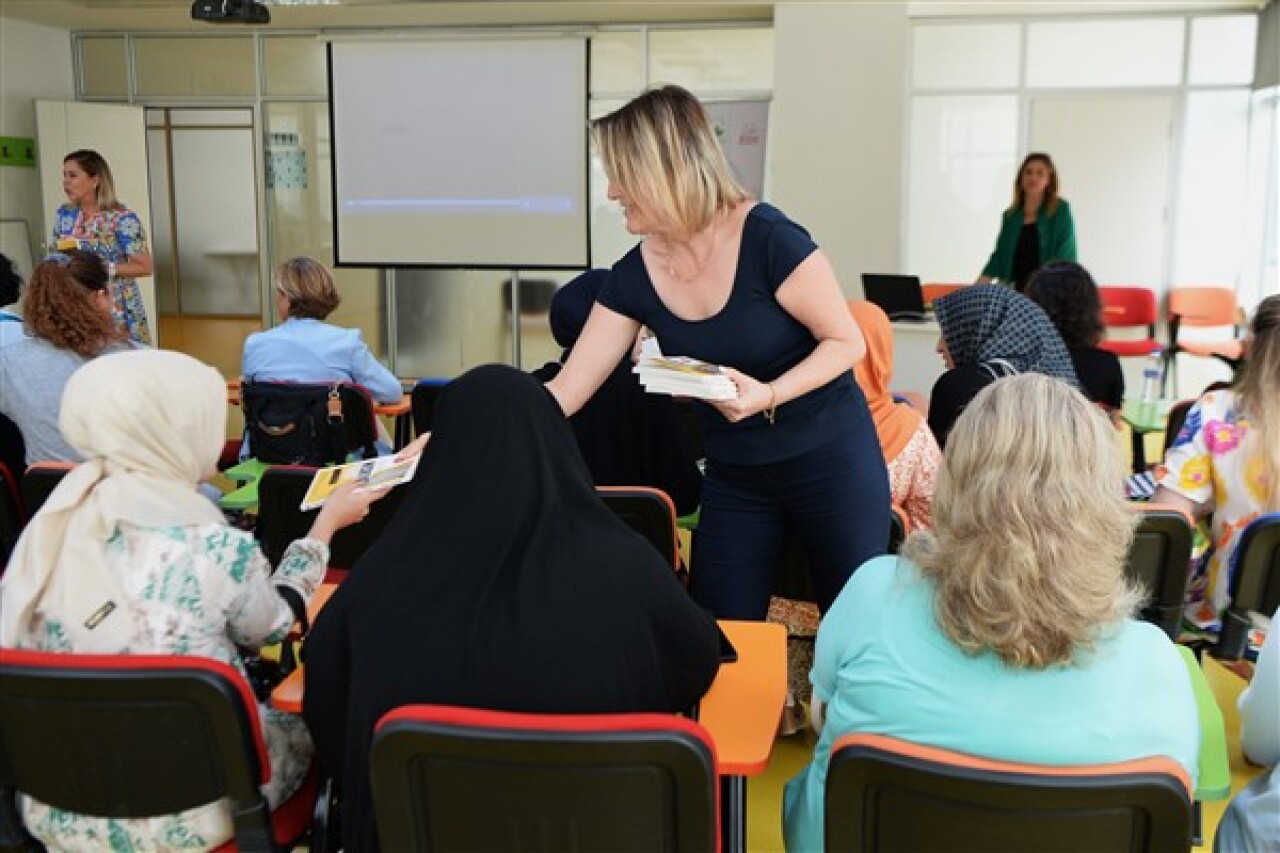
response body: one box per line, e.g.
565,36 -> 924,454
690,427 -> 891,620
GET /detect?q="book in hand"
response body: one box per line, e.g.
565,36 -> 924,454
633,355 -> 738,401
299,453 -> 420,511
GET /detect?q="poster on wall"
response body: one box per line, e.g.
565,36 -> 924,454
705,99 -> 769,200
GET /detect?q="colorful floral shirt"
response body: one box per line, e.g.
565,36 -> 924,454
1158,390 -> 1271,627
51,204 -> 152,345
14,522 -> 327,852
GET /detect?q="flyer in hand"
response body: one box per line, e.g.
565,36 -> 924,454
300,453 -> 420,511
633,355 -> 738,401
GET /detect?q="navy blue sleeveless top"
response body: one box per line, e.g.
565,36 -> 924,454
597,203 -> 869,465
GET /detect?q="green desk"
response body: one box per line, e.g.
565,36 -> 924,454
219,458 -> 274,513
1121,398 -> 1175,474
1179,645 -> 1231,802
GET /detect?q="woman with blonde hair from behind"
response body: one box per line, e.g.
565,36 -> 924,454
1154,294 -> 1280,629
783,373 -> 1200,852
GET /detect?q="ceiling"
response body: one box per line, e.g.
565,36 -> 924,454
0,0 -> 1264,32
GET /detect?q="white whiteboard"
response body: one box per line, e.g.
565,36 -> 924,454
329,38 -> 589,269
0,221 -> 35,283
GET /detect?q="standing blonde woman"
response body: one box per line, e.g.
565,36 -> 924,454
1154,294 -> 1280,628
51,150 -> 153,343
784,374 -> 1199,851
544,85 -> 889,620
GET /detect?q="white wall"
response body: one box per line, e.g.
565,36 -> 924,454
0,17 -> 74,263
771,2 -> 910,298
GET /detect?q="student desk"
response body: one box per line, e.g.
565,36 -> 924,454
272,618 -> 787,853
1121,397 -> 1175,473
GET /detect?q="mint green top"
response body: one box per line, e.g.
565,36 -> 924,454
783,555 -> 1200,852
981,199 -> 1077,282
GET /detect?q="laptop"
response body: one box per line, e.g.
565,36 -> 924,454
861,274 -> 928,322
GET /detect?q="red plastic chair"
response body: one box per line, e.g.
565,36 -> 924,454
0,649 -> 318,852
922,283 -> 967,306
1098,286 -> 1162,358
371,704 -> 720,852
825,733 -> 1193,852
19,461 -> 74,518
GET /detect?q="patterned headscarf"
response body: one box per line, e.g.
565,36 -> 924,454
934,285 -> 1079,385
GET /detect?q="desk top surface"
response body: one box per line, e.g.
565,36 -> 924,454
271,617 -> 786,775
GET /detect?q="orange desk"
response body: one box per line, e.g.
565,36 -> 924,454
271,618 -> 786,852
227,379 -> 410,416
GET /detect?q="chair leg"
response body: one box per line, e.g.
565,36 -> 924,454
312,779 -> 341,853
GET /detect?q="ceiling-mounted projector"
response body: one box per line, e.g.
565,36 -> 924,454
191,0 -> 271,24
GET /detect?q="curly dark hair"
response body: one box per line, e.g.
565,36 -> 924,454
25,249 -> 125,357
1025,261 -> 1104,349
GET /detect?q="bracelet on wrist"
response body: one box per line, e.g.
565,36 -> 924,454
764,383 -> 778,425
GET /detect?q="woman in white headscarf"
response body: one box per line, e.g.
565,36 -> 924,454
0,348 -> 383,852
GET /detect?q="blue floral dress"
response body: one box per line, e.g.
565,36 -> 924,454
51,204 -> 152,344
14,523 -> 326,851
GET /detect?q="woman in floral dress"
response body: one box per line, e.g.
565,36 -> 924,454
1154,294 -> 1280,629
0,349 -> 385,851
51,150 -> 153,344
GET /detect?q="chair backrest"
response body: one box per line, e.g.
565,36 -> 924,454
409,378 -> 450,437
773,506 -> 910,602
824,733 -> 1193,853
598,486 -> 680,569
922,283 -> 967,305
20,461 -> 74,518
1168,287 -> 1237,329
255,466 -> 407,574
1126,504 -> 1194,639
0,414 -> 23,488
370,705 -> 719,853
0,649 -> 276,850
242,380 -> 378,465
1216,513 -> 1280,660
0,462 -> 23,569
1161,399 -> 1196,457
1099,286 -> 1158,330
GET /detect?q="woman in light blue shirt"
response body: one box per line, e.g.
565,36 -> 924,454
242,256 -> 400,404
783,374 -> 1200,852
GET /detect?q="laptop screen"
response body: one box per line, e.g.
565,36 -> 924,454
861,274 -> 927,321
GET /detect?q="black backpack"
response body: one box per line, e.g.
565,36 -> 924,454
242,381 -> 377,465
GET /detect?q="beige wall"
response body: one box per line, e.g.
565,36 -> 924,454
770,2 -> 909,298
0,17 -> 74,262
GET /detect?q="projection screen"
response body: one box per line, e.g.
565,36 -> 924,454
329,38 -> 589,268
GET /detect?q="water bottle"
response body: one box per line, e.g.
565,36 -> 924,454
1139,351 -> 1162,423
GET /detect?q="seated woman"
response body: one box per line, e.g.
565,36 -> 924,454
303,364 -> 721,853
532,269 -> 703,516
0,250 -> 140,467
242,256 -> 401,404
1153,294 -> 1279,628
1025,261 -> 1124,411
784,374 -> 1200,852
0,349 -> 383,851
928,284 -> 1078,448
849,300 -> 941,530
1215,604 -> 1279,851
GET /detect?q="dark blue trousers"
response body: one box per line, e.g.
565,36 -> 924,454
690,427 -> 891,620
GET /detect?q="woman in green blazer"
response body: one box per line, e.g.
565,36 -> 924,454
978,153 -> 1077,292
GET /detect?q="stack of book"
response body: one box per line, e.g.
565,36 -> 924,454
633,355 -> 738,401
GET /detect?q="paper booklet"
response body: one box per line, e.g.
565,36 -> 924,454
299,453 -> 420,511
634,354 -> 738,401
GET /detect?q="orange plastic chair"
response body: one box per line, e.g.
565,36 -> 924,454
1168,287 -> 1244,361
1098,286 -> 1162,358
922,283 -> 967,306
825,732 -> 1193,852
